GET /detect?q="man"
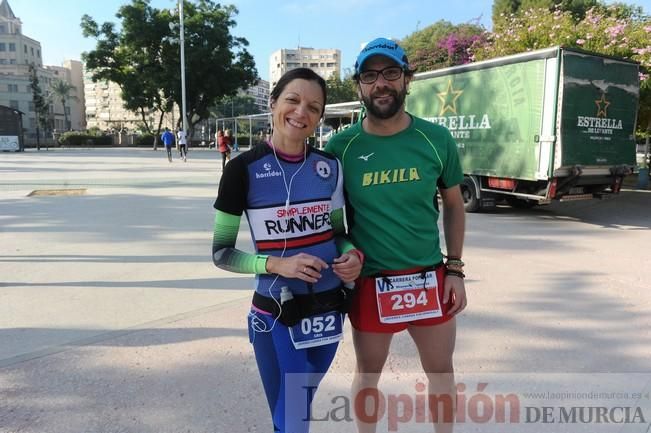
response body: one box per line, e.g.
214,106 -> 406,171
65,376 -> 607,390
325,38 -> 467,433
161,128 -> 175,162
177,128 -> 188,162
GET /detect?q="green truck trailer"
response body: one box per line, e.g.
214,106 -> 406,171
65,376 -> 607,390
406,46 -> 640,211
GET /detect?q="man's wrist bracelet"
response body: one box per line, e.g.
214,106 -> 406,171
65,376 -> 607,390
445,269 -> 465,279
445,259 -> 465,268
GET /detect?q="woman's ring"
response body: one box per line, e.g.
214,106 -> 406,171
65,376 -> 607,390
303,266 -> 308,273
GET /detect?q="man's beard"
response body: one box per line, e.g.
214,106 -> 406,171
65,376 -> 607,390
362,86 -> 408,119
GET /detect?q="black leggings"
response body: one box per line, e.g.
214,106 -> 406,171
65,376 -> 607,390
221,151 -> 229,169
179,144 -> 187,159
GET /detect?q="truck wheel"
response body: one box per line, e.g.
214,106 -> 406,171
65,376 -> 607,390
461,178 -> 480,212
506,197 -> 537,209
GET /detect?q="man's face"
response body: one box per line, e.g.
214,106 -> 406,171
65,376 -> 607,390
357,56 -> 409,120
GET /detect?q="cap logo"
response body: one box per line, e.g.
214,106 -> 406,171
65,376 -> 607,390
362,41 -> 399,53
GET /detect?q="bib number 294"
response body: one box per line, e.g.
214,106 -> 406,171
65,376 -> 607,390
375,271 -> 442,324
391,290 -> 428,310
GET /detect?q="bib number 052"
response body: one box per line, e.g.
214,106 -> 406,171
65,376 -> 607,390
300,314 -> 336,335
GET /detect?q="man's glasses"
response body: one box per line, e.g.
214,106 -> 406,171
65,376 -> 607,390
358,66 -> 404,84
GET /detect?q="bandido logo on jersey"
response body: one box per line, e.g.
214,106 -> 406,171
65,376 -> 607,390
255,162 -> 282,179
314,160 -> 332,179
248,200 -> 333,250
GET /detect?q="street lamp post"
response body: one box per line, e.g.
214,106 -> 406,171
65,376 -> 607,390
178,0 -> 188,139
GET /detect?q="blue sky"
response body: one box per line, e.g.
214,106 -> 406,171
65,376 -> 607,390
12,0 -> 651,82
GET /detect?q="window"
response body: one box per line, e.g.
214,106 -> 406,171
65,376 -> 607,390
0,59 -> 6,65
0,25 -> 5,33
31,47 -> 34,56
24,45 -> 27,53
9,59 -> 16,64
8,84 -> 18,92
9,43 -> 15,52
28,101 -> 34,111
37,50 -> 40,57
9,100 -> 19,109
0,43 -> 5,51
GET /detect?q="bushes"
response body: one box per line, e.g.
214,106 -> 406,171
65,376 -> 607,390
135,134 -> 161,147
58,131 -> 113,147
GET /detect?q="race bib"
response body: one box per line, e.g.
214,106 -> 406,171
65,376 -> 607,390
375,271 -> 442,324
288,311 -> 344,350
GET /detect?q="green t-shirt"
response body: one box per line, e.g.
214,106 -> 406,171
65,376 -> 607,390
325,114 -> 463,276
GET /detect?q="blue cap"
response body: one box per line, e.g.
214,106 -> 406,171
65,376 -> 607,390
355,38 -> 409,74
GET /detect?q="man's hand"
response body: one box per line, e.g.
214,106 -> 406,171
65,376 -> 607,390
443,275 -> 467,315
331,252 -> 362,284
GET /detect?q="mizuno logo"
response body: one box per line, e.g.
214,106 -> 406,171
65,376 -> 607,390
358,153 -> 375,162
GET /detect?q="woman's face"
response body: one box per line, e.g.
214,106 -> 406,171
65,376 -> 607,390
271,79 -> 324,143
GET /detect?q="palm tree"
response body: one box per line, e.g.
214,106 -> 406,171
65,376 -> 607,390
50,80 -> 77,131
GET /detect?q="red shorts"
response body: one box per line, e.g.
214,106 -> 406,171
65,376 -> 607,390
349,265 -> 454,333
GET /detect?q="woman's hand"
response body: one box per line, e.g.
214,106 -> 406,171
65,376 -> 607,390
331,252 -> 362,284
265,253 -> 329,283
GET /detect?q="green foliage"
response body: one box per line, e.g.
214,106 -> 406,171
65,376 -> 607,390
135,134 -> 162,147
86,126 -> 102,136
400,21 -> 485,72
326,72 -> 357,104
50,79 -> 77,130
492,0 -> 600,24
212,95 -> 260,118
58,132 -> 113,146
28,65 -> 50,132
401,20 -> 457,54
81,0 -> 258,137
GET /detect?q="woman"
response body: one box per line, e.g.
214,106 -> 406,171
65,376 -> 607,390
211,68 -> 362,433
216,129 -> 231,169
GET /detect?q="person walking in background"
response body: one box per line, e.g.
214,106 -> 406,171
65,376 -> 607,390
225,128 -> 237,153
325,38 -> 467,433
211,68 -> 362,433
226,129 -> 240,152
177,128 -> 188,162
216,129 -> 231,169
161,128 -> 175,162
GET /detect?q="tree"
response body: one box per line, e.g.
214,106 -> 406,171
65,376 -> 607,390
325,72 -> 357,104
29,65 -> 50,150
212,94 -> 260,118
81,1 -> 171,139
50,80 -> 77,131
492,0 -> 599,24
400,21 -> 486,72
81,0 -> 257,140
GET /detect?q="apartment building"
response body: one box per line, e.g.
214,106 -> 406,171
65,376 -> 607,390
269,47 -> 341,89
0,0 -> 85,138
240,78 -> 270,112
84,70 -> 182,133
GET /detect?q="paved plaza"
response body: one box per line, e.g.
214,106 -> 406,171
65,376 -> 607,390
1,148 -> 650,433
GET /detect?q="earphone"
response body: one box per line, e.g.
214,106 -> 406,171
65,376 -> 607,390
249,137 -> 308,334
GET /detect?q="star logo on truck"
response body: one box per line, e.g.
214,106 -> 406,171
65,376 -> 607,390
595,93 -> 610,118
437,80 -> 463,116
